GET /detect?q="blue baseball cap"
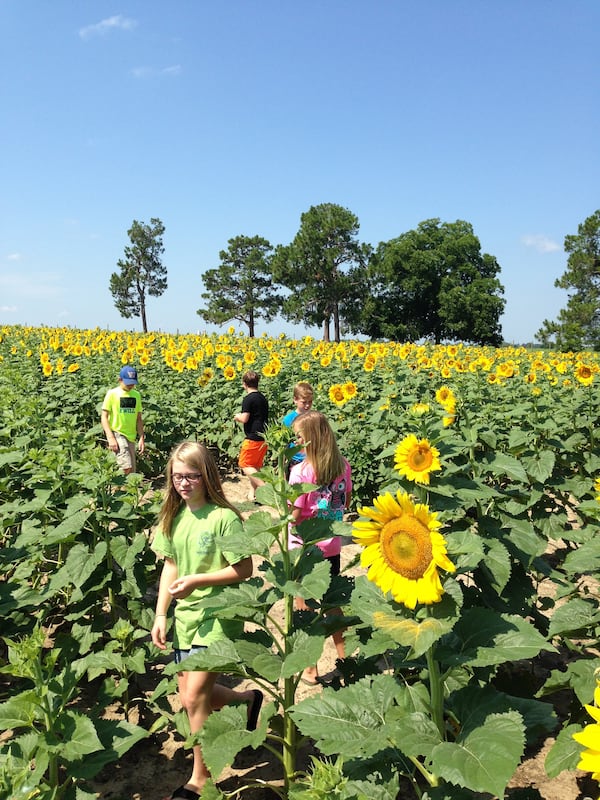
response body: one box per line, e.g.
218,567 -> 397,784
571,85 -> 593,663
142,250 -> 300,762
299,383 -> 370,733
119,366 -> 138,385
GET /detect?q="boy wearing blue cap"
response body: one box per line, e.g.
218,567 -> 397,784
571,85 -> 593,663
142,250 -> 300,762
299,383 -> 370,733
101,365 -> 145,474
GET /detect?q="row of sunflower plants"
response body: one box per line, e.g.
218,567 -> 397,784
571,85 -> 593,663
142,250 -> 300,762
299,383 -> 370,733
2,325 -> 600,796
0,355 -> 165,798
3,323 -> 600,503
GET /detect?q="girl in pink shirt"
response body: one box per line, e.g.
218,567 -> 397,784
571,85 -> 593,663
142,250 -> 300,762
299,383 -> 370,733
288,410 -> 352,685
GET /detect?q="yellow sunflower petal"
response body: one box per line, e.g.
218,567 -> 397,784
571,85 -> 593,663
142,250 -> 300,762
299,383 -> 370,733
394,434 -> 442,485
352,490 -> 455,609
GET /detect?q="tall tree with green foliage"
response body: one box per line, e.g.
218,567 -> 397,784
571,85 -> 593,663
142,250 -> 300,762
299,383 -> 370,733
197,235 -> 280,337
536,209 -> 600,351
352,218 -> 505,345
109,218 -> 167,333
272,203 -> 368,342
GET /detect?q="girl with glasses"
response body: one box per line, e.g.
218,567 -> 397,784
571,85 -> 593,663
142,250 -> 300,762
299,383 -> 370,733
151,441 -> 263,800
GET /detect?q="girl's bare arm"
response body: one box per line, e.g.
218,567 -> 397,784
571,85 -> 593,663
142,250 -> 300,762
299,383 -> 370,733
151,557 -> 178,649
168,556 -> 253,600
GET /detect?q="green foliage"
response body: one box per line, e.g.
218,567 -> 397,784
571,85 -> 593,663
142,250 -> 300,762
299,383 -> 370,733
536,208 -> 600,351
198,234 -> 282,337
273,203 -> 369,342
359,218 -> 505,344
0,626 -> 148,799
109,217 -> 167,332
2,326 -> 600,797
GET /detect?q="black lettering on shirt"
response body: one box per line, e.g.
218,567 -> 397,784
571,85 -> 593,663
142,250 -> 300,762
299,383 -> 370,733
120,396 -> 137,413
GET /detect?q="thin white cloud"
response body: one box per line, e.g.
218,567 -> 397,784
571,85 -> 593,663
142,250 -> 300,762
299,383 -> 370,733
0,271 -> 62,300
79,15 -> 137,40
6,253 -> 22,261
521,234 -> 561,254
131,64 -> 182,79
162,65 -> 182,77
0,305 -> 17,312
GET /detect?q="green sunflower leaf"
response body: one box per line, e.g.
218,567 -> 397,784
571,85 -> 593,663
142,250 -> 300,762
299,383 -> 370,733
371,610 -> 455,659
430,710 -> 525,797
435,609 -> 554,667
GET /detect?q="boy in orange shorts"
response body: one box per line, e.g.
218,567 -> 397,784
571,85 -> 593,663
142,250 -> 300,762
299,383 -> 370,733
234,370 -> 269,501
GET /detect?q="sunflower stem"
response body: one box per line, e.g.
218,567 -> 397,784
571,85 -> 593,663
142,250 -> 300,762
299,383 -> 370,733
426,642 -> 445,741
408,754 -> 438,788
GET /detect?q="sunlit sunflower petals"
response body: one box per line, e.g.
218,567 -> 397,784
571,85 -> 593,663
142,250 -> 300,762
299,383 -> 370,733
576,746 -> 600,775
415,504 -> 442,531
429,535 -> 456,573
360,543 -> 384,568
352,522 -> 381,545
373,492 -> 404,518
585,704 -> 600,724
573,699 -> 600,780
393,579 -> 418,609
355,505 -> 388,526
394,434 -> 442,485
371,565 -> 396,595
353,489 -> 453,610
574,725 -> 600,751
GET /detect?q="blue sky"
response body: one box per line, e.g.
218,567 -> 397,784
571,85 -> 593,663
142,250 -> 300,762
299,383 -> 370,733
2,1 -> 599,344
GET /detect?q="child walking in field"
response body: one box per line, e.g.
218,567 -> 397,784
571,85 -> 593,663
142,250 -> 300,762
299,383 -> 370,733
151,441 -> 263,800
282,381 -> 314,472
234,370 -> 269,502
100,365 -> 145,474
288,410 -> 352,685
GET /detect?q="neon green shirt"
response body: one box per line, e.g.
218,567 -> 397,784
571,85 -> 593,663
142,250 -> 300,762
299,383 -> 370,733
152,504 -> 245,648
102,386 -> 142,442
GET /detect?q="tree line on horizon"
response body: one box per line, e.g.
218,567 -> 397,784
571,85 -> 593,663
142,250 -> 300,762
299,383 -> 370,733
108,204 -> 600,349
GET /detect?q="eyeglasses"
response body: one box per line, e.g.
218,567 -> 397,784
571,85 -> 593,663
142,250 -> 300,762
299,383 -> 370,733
172,473 -> 202,484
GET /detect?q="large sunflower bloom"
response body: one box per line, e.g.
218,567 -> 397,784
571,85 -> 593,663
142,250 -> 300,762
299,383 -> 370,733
343,381 -> 358,400
394,434 -> 441,485
353,491 -> 455,609
575,363 -> 595,386
329,383 -> 346,406
435,386 -> 456,408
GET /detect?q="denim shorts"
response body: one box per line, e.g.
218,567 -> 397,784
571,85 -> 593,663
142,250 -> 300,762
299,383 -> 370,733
173,645 -> 207,664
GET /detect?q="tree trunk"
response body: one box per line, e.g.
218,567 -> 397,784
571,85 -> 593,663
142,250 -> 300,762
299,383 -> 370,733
333,303 -> 341,343
140,296 -> 148,333
322,317 -> 330,342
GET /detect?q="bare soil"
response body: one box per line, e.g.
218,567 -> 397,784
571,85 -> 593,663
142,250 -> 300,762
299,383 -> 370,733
90,476 -> 597,800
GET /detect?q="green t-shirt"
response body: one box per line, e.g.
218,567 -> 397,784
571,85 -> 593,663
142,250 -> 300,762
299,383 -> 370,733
102,386 -> 142,442
152,504 -> 245,648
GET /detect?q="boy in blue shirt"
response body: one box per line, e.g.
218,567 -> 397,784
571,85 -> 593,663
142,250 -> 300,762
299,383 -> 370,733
282,381 -> 314,472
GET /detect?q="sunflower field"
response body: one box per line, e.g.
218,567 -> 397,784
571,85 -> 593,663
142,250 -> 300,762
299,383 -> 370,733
2,323 -> 600,800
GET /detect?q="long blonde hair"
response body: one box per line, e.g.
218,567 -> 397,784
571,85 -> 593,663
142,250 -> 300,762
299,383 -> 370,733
156,441 -> 241,538
292,410 -> 345,485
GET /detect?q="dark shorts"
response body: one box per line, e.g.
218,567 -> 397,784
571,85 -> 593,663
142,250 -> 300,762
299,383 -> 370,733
173,645 -> 207,665
325,553 -> 341,577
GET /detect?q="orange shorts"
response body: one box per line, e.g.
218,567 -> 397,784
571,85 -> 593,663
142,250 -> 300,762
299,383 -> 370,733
238,438 -> 268,469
